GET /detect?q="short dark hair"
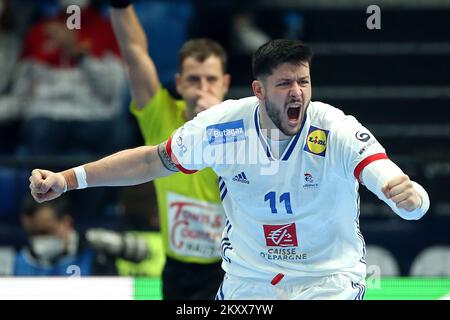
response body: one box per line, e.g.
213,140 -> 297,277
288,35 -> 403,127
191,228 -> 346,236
21,195 -> 70,220
179,38 -> 228,73
252,39 -> 313,79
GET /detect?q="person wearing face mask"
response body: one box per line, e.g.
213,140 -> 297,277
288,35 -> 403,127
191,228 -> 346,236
0,0 -> 35,154
29,39 -> 430,299
109,0 -> 230,299
13,195 -> 148,276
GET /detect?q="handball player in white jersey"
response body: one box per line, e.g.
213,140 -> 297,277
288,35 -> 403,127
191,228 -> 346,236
29,39 -> 429,300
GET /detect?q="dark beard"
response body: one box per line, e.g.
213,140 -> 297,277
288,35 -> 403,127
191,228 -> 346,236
265,99 -> 293,136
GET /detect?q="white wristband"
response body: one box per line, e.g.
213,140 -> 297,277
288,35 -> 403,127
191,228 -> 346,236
74,166 -> 88,189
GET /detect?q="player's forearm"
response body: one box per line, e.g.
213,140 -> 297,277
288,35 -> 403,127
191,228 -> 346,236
361,159 -> 430,220
62,146 -> 164,190
110,5 -> 148,65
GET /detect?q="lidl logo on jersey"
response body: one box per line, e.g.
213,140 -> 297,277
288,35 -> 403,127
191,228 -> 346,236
263,223 -> 298,247
303,126 -> 329,157
206,120 -> 246,145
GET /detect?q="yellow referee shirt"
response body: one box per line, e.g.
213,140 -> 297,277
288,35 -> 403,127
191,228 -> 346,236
130,88 -> 224,263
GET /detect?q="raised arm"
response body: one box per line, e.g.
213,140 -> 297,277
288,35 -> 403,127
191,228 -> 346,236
29,142 -> 178,203
110,1 -> 161,108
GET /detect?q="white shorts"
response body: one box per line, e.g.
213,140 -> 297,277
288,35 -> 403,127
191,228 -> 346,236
215,273 -> 366,300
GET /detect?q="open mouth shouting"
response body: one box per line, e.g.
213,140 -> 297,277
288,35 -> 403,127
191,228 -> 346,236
286,100 -> 302,127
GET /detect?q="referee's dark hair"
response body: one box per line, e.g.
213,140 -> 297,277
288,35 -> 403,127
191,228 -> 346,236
252,39 -> 313,80
179,38 -> 228,73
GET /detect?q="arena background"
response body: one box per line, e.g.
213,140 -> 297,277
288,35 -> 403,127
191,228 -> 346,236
0,0 -> 449,299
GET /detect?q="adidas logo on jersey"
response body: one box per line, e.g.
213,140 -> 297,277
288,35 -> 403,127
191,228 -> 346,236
232,172 -> 250,184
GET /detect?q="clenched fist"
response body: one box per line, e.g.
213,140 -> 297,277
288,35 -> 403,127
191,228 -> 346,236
382,175 -> 422,212
29,169 -> 67,203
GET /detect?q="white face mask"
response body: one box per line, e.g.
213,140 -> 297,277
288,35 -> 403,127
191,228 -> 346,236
31,235 -> 66,260
59,0 -> 90,9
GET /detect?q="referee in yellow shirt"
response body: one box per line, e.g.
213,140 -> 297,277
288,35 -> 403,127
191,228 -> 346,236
110,0 -> 230,299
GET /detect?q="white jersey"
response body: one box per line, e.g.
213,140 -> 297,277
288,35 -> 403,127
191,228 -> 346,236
167,96 -> 387,283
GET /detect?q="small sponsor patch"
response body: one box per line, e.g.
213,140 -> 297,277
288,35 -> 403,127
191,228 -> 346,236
303,172 -> 319,189
303,126 -> 329,157
206,120 -> 246,145
358,140 -> 377,155
167,192 -> 224,259
355,130 -> 371,142
263,223 -> 298,247
174,126 -> 187,156
232,172 -> 250,184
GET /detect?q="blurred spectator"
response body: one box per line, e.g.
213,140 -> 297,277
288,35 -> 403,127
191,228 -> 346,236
15,0 -> 126,156
0,0 -> 34,154
0,0 -> 21,93
12,195 -> 148,276
110,2 -> 228,299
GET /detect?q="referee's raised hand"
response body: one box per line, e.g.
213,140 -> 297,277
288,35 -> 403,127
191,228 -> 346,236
29,169 -> 66,203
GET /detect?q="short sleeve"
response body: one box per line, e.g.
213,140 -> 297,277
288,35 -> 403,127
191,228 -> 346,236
166,112 -> 212,174
330,115 -> 387,181
165,99 -> 248,174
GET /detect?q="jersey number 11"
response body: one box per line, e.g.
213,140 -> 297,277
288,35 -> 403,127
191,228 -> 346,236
264,191 -> 293,214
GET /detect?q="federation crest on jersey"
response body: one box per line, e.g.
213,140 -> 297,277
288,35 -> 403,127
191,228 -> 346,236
303,125 -> 329,157
206,119 -> 246,145
303,172 -> 319,189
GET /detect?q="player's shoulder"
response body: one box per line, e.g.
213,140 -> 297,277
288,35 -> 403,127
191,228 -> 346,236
308,100 -> 358,130
195,96 -> 258,124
